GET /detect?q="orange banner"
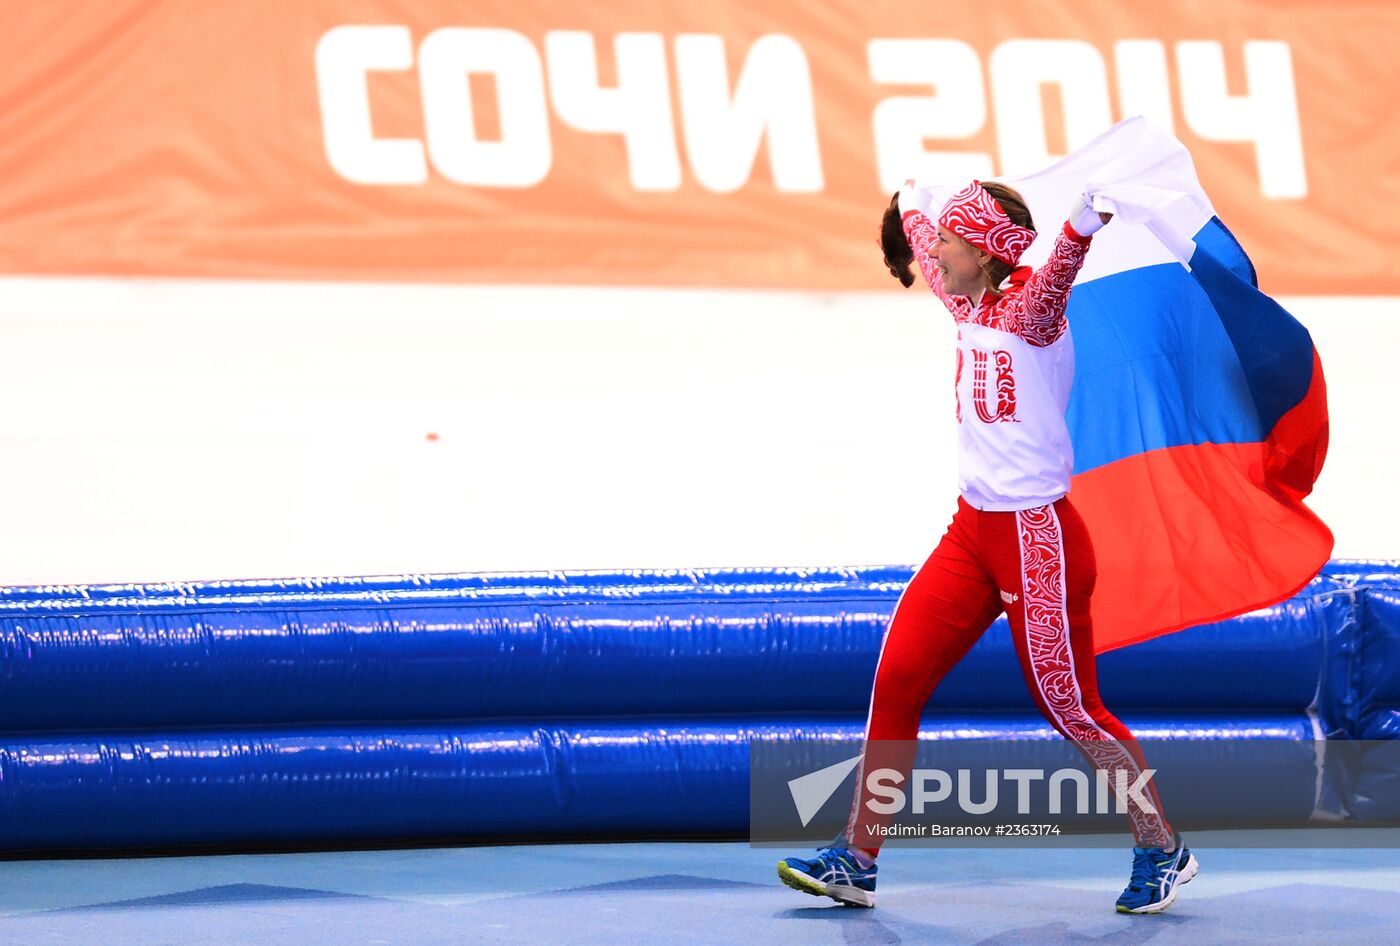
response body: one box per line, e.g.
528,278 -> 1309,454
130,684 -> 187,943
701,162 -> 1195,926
0,1 -> 1395,293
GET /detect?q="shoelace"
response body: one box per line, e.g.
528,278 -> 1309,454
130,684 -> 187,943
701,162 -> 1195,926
816,847 -> 861,873
1126,848 -> 1162,890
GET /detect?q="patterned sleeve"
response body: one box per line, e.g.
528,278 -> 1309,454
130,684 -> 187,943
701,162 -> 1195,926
994,222 -> 1093,347
902,210 -> 973,321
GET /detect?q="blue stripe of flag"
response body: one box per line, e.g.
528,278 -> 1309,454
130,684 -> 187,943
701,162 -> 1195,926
1066,217 -> 1313,475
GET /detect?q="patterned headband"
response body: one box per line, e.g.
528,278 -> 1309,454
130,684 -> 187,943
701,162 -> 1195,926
936,181 -> 1036,267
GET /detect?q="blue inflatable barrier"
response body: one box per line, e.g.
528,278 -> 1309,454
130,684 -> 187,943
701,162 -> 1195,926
0,561 -> 1395,854
0,715 -> 1319,852
1356,587 -> 1400,741
0,572 -> 1353,730
1323,559 -> 1400,588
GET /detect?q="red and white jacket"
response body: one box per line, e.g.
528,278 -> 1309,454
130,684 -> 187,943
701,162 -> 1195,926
903,212 -> 1094,511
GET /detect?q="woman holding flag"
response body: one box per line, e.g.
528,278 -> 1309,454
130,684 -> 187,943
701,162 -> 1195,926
776,175 -> 1197,915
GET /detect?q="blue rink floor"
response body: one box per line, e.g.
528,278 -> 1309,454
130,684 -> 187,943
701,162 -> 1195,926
2,832 -> 1398,945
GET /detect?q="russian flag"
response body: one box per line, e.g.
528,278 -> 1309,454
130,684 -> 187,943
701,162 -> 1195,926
922,118 -> 1332,651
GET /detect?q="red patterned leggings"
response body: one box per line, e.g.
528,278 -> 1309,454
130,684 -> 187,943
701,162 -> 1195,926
845,496 -> 1172,851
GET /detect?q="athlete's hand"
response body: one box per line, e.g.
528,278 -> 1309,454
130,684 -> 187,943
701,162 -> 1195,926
898,179 -> 931,218
1070,196 -> 1108,237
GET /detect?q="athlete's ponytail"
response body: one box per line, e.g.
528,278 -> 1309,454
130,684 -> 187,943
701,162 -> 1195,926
977,182 -> 1035,288
880,192 -> 916,288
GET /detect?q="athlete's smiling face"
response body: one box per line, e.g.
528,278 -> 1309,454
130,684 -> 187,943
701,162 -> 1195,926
931,225 -> 992,298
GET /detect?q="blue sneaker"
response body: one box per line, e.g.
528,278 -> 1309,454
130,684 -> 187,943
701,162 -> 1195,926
1115,836 -> 1198,914
777,846 -> 877,908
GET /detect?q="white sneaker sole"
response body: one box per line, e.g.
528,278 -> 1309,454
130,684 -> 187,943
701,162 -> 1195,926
1119,853 -> 1199,915
777,861 -> 876,908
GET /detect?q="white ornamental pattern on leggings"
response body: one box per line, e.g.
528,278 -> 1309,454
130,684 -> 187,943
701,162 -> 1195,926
1016,505 -> 1170,846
